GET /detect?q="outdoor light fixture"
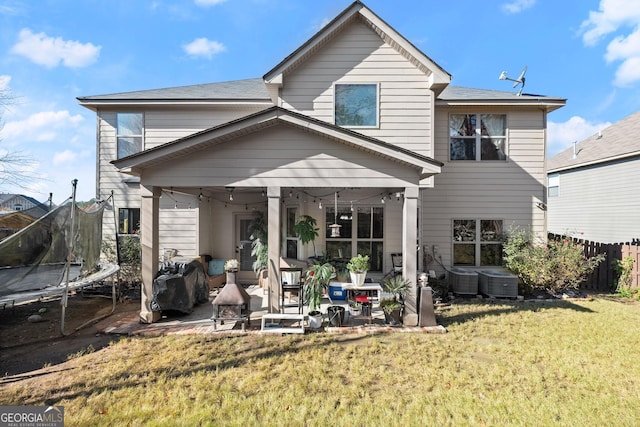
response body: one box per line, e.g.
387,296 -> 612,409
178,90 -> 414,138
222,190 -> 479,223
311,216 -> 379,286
329,191 -> 341,237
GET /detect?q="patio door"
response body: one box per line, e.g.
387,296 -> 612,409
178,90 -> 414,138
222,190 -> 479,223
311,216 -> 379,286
235,213 -> 257,283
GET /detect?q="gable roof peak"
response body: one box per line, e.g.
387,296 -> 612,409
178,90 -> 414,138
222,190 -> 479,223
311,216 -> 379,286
263,1 -> 450,93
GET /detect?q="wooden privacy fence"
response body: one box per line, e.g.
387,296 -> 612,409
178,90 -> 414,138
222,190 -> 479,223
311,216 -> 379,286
548,233 -> 640,292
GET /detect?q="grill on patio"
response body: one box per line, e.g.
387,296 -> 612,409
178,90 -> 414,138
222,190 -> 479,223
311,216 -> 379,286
211,281 -> 251,331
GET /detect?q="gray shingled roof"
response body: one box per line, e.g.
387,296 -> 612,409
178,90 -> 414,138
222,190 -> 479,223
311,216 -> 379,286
438,85 -> 565,102
77,78 -> 271,102
548,109 -> 640,172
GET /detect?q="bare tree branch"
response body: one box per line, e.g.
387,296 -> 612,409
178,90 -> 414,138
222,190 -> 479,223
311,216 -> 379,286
0,85 -> 39,192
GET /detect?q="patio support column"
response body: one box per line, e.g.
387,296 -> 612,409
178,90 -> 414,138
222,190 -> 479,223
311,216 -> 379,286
402,186 -> 419,326
140,184 -> 161,323
267,186 -> 281,313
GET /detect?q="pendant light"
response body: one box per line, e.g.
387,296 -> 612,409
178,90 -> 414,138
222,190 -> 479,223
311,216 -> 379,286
328,191 -> 341,237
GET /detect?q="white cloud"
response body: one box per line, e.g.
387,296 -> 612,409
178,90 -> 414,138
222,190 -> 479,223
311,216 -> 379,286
501,0 -> 536,14
580,0 -> 640,87
194,0 -> 227,6
548,116 -> 612,157
182,37 -> 226,59
613,56 -> 640,86
0,75 -> 10,90
52,149 -> 76,166
580,0 -> 640,46
10,28 -> 101,68
3,110 -> 84,141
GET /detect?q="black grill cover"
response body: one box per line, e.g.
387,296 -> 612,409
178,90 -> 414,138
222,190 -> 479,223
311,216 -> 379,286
151,260 -> 208,314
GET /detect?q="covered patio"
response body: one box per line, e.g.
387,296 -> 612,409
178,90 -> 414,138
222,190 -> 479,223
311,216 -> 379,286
102,283 -> 446,336
112,107 -> 442,325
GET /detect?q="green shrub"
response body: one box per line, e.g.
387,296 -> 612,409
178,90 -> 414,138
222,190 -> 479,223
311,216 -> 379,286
503,228 -> 605,295
614,256 -> 637,298
102,234 -> 141,284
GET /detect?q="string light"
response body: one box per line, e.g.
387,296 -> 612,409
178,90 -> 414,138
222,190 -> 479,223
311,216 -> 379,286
318,200 -> 322,209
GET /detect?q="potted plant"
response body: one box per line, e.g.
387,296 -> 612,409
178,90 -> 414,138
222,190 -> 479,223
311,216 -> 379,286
293,215 -> 319,257
304,262 -> 334,329
381,275 -> 410,325
224,258 -> 239,284
248,211 -> 268,275
347,254 -> 369,286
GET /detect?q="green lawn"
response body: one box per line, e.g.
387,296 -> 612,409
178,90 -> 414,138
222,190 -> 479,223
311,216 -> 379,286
2,297 -> 639,426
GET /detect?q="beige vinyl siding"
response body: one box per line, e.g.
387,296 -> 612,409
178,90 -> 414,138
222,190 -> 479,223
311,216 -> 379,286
280,19 -> 434,157
140,125 -> 422,188
547,157 -> 640,243
421,107 -> 547,269
144,107 -> 268,148
97,106 -> 266,258
158,208 -> 198,258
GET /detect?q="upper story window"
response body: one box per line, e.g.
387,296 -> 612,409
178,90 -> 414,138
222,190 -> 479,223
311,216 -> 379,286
334,83 -> 378,127
548,173 -> 559,197
450,114 -> 507,161
14,204 -> 22,211
116,113 -> 143,159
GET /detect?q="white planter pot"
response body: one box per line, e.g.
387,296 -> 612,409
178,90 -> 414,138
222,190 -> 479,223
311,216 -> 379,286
282,271 -> 301,285
350,272 -> 367,287
308,311 -> 323,329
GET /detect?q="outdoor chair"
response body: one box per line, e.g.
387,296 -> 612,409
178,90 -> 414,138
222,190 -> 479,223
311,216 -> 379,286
281,267 -> 304,314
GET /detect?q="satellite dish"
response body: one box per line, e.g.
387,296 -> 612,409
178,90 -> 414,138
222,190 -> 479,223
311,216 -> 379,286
498,66 -> 527,95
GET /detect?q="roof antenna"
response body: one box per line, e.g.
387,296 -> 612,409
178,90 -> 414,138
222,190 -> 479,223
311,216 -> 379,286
499,66 -> 527,96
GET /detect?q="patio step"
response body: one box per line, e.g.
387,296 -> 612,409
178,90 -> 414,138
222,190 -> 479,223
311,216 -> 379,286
261,313 -> 307,334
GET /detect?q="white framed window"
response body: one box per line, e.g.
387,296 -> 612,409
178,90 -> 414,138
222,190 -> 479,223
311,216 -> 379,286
449,114 -> 507,161
116,113 -> 144,159
548,173 -> 559,197
119,208 -> 140,234
334,83 -> 379,127
285,207 -> 298,259
325,205 -> 384,272
453,219 -> 503,266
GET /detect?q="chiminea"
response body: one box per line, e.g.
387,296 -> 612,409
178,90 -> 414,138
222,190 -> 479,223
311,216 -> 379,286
211,278 -> 251,331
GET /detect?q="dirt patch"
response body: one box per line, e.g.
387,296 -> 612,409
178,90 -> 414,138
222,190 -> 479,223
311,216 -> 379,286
0,286 -> 140,377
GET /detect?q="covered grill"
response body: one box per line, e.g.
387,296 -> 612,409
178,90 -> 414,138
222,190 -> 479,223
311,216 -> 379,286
211,281 -> 251,331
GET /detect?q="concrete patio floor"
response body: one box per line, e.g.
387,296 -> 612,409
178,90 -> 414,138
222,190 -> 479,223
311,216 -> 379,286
101,285 -> 446,336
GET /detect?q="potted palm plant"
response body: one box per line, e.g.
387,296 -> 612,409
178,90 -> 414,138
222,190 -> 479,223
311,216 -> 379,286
304,262 -> 334,329
347,254 -> 369,286
380,275 -> 410,325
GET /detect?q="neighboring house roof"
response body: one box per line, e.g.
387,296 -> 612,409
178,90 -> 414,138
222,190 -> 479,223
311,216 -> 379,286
548,109 -> 640,173
438,86 -> 566,112
0,210 -> 37,229
112,106 -> 443,179
0,194 -> 50,217
263,0 -> 451,94
76,78 -> 272,110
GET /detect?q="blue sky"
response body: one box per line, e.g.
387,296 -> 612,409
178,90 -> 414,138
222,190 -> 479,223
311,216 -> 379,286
1,0 -> 639,203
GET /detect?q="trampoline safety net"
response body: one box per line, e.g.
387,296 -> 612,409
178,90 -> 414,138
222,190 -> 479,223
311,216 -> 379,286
0,201 -> 105,297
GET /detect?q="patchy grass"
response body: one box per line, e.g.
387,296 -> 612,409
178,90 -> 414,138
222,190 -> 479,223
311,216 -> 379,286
2,297 -> 640,426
